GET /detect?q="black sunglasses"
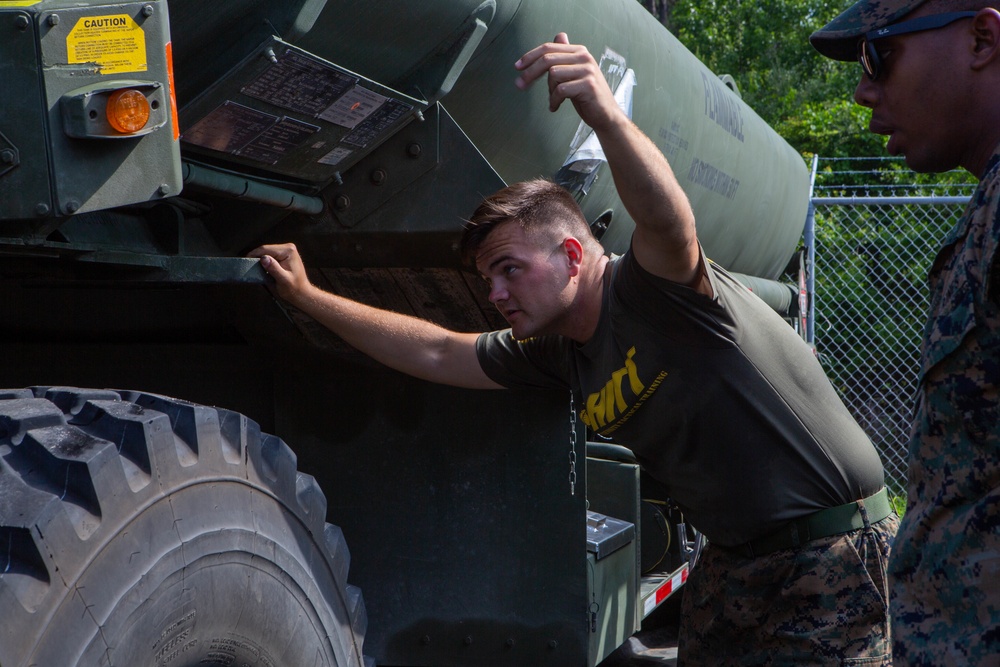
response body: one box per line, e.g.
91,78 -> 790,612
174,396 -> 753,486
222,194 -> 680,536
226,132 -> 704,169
857,11 -> 977,80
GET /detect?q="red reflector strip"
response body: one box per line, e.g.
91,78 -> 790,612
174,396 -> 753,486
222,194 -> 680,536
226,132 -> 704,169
643,563 -> 689,617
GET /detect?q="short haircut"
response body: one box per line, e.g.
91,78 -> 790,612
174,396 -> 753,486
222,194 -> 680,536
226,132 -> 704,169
460,179 -> 602,266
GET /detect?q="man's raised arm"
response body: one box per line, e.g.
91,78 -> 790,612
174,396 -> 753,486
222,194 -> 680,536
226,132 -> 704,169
248,243 -> 503,389
515,34 -> 705,292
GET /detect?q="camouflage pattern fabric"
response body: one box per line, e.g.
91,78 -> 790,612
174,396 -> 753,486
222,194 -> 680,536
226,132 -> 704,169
678,514 -> 898,666
809,0 -> 930,60
888,145 -> 1000,666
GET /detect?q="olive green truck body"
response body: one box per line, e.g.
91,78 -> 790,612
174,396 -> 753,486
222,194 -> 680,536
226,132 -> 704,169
0,1 -> 810,665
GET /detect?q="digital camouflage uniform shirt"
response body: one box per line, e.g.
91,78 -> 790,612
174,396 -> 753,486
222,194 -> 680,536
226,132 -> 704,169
888,143 -> 1000,666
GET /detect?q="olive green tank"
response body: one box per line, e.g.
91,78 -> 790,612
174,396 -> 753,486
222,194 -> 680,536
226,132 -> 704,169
295,0 -> 810,279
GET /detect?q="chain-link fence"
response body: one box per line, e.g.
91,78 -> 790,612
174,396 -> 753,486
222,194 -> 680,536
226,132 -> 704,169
807,156 -> 977,498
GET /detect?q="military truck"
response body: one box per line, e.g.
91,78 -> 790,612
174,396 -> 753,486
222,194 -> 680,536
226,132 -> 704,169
0,0 -> 810,665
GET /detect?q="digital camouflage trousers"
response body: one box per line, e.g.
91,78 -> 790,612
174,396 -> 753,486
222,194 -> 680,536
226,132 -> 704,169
678,513 -> 899,666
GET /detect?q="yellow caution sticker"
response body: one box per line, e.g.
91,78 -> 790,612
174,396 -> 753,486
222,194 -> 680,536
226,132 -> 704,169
0,1 -> 43,6
66,14 -> 146,75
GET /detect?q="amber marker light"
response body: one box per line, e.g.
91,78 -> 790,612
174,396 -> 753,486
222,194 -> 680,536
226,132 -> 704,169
106,88 -> 151,134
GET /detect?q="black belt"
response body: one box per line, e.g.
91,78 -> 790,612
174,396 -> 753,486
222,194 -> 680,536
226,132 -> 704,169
723,488 -> 893,559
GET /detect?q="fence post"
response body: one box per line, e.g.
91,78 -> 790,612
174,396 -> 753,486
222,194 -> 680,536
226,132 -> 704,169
805,155 -> 820,346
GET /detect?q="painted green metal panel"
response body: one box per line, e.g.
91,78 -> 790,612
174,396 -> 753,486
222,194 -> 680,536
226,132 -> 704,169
0,8 -> 53,220
0,0 -> 182,219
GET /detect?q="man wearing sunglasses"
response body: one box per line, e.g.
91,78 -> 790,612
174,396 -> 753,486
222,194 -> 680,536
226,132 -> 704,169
811,1 -> 1000,664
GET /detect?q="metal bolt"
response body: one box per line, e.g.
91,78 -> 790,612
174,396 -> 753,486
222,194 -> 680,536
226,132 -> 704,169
35,203 -> 50,217
14,15 -> 29,30
264,48 -> 278,64
0,150 -> 14,165
46,14 -> 59,26
370,169 -> 386,186
142,4 -> 154,17
334,194 -> 350,211
548,640 -> 559,650
505,638 -> 515,649
414,110 -> 425,122
64,200 -> 80,214
333,171 -> 343,185
463,636 -> 473,646
158,183 -> 171,196
406,143 -> 422,158
419,635 -> 431,646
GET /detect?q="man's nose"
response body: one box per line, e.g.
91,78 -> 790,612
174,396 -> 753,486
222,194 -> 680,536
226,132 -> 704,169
854,74 -> 878,108
488,282 -> 509,304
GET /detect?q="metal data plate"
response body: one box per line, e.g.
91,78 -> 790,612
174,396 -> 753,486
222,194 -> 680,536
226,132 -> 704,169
179,38 -> 428,184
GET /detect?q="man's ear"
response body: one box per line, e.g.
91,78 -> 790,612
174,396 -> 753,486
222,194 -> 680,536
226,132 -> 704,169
563,237 -> 583,276
970,8 -> 1000,70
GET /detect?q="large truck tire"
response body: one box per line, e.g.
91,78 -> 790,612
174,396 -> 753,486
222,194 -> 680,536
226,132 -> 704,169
0,387 -> 371,667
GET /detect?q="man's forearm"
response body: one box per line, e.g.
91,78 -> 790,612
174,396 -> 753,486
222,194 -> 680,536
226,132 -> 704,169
596,115 -> 694,245
249,243 -> 500,389
289,284 -> 500,389
595,115 -> 701,286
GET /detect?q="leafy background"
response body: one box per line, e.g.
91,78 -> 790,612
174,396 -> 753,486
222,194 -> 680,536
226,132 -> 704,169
641,0 -> 884,158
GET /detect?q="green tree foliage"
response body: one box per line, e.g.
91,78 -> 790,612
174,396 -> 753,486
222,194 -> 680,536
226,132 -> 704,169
668,0 -> 887,157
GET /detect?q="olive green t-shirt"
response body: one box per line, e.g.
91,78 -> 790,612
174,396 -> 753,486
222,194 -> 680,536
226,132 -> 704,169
477,249 -> 884,546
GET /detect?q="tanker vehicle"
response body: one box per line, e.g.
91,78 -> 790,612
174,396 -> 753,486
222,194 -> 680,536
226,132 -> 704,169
0,1 -> 810,665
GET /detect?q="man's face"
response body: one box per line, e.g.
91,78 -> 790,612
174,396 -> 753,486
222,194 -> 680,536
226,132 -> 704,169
473,220 -> 577,340
853,8 -> 973,172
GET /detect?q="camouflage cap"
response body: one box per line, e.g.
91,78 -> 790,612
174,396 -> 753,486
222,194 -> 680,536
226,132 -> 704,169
810,0 -> 930,60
